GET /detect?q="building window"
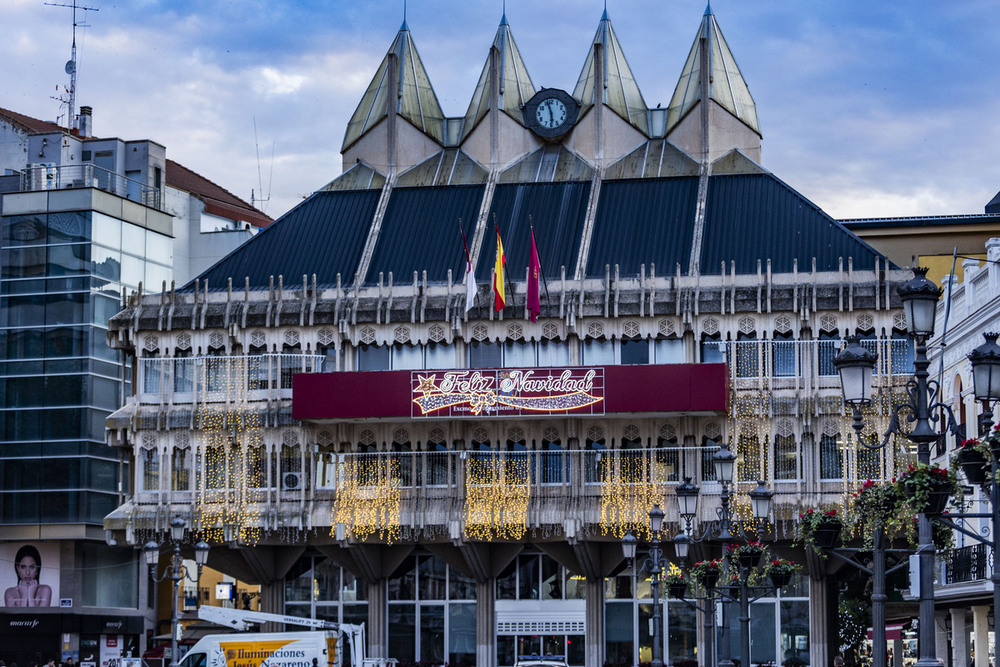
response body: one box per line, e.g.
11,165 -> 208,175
172,448 -> 190,491
540,437 -> 567,485
619,339 -> 649,365
655,437 -> 680,482
468,340 -> 502,368
817,332 -> 840,377
357,344 -> 390,371
701,335 -> 722,363
772,331 -> 796,377
736,434 -> 762,482
773,434 -> 798,480
654,338 -> 684,364
734,333 -> 759,378
890,331 -> 915,375
582,338 -> 615,366
700,437 -> 718,482
141,448 -> 159,491
819,433 -> 842,479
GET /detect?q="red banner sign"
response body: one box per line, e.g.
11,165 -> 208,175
411,368 -> 605,418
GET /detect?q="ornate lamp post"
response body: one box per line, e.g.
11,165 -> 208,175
671,444 -> 774,667
144,516 -> 210,667
833,266 -> 947,667
622,505 -> 668,667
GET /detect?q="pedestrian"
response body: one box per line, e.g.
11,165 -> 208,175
834,657 -> 845,667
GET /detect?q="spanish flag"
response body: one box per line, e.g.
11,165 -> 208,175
493,226 -> 506,311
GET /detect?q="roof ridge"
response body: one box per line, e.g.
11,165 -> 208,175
166,158 -> 272,223
0,106 -> 69,135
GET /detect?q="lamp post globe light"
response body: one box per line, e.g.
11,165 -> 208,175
144,516 -> 210,667
832,266 -> 948,667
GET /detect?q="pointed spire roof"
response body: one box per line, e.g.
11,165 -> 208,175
572,11 -> 649,136
342,22 -> 446,151
461,14 -> 536,138
666,6 -> 759,135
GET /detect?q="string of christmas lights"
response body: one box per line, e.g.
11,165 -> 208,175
464,452 -> 530,541
331,454 -> 402,543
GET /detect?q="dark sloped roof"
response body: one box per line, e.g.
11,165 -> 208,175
365,185 -> 484,283
188,190 -> 380,290
700,174 -> 887,273
587,177 -> 699,277
988,190 -> 1000,214
0,107 -> 65,134
476,181 -> 591,281
166,159 -> 272,228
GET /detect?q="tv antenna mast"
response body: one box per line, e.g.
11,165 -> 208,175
45,0 -> 99,131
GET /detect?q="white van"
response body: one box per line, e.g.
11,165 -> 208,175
177,631 -> 348,667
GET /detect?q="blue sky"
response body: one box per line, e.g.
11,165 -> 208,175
3,0 -> 998,221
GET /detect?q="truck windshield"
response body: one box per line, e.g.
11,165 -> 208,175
179,653 -> 206,667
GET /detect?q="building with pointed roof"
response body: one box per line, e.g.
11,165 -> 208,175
97,7 -> 973,667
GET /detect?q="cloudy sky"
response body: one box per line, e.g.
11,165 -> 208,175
3,0 -> 998,221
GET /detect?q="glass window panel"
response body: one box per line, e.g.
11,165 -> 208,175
343,603 -> 368,625
120,254 -> 143,289
567,634 -> 585,665
93,294 -> 121,326
45,292 -> 85,325
537,339 -> 570,366
285,558 -> 314,602
737,434 -> 763,482
49,243 -> 90,277
448,566 -> 476,600
142,448 -> 159,490
342,569 -> 367,601
654,338 -> 684,364
891,333 -> 915,375
357,345 -> 390,371
701,337 -> 723,363
387,603 -> 416,662
424,342 -> 454,369
819,434 -> 843,480
667,600 -> 698,666
146,231 -> 173,265
448,603 -> 476,666
496,561 -> 516,600
781,600 -> 811,667
47,211 -> 90,244
735,336 -> 759,377
605,601 -> 635,666
314,558 -> 340,602
121,223 -> 146,257
1,295 -> 45,328
774,435 -> 798,480
517,636 -> 542,658
174,358 -> 194,392
420,605 -> 445,662
497,635 -> 515,667
389,555 -> 416,600
773,334 -> 797,377
582,338 -> 614,365
518,554 -> 540,600
3,214 -> 47,246
5,377 -> 46,407
503,340 -> 536,367
172,449 -> 190,491
47,374 -> 86,407
91,213 -> 121,250
750,601 -> 777,664
1,247 -> 46,279
91,245 -> 121,283
541,555 -> 561,600
564,573 -> 586,600
81,542 -> 137,607
6,329 -> 44,359
418,556 -> 446,600
817,333 -> 840,377
469,340 -> 502,368
620,339 -> 649,365
44,407 -> 84,439
392,343 -> 423,370
46,326 -> 87,358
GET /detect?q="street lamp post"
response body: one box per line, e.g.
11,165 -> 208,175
622,505 -> 668,667
832,266 -> 949,667
672,446 -> 774,667
144,516 -> 210,667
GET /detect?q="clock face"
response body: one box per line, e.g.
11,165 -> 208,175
535,97 -> 568,129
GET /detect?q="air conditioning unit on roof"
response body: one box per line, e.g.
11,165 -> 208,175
282,472 -> 303,490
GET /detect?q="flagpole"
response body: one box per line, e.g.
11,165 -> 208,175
528,216 -> 552,307
459,218 -> 476,314
495,217 -> 516,315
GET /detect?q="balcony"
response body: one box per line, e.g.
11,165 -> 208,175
945,543 -> 991,584
19,163 -> 161,209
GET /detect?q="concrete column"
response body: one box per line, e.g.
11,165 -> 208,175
807,577 -> 830,667
368,579 -> 388,659
585,576 -> 606,667
972,606 -> 989,667
476,579 -> 496,667
259,581 -> 284,632
952,608 -> 969,667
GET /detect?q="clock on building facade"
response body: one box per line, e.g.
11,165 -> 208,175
523,88 -> 580,139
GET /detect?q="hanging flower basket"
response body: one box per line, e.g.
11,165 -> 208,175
690,560 -> 722,590
896,463 -> 960,515
955,439 -> 990,486
794,506 -> 843,554
664,572 -> 688,599
763,559 -> 802,589
725,541 -> 766,570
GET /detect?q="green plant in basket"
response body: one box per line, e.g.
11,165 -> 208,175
793,505 -> 844,554
849,480 -> 900,548
895,463 -> 962,514
763,558 -> 802,576
690,559 -> 722,588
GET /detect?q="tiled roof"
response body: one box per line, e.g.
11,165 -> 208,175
0,107 -> 66,134
165,159 -> 272,228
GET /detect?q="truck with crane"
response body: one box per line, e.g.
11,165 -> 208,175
176,606 -> 396,667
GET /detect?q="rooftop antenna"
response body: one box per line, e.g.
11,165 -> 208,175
46,0 -> 99,132
251,116 -> 273,214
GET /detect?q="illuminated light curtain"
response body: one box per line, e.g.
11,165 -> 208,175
464,451 -> 530,541
331,453 -> 402,543
600,449 -> 663,540
195,356 -> 266,545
